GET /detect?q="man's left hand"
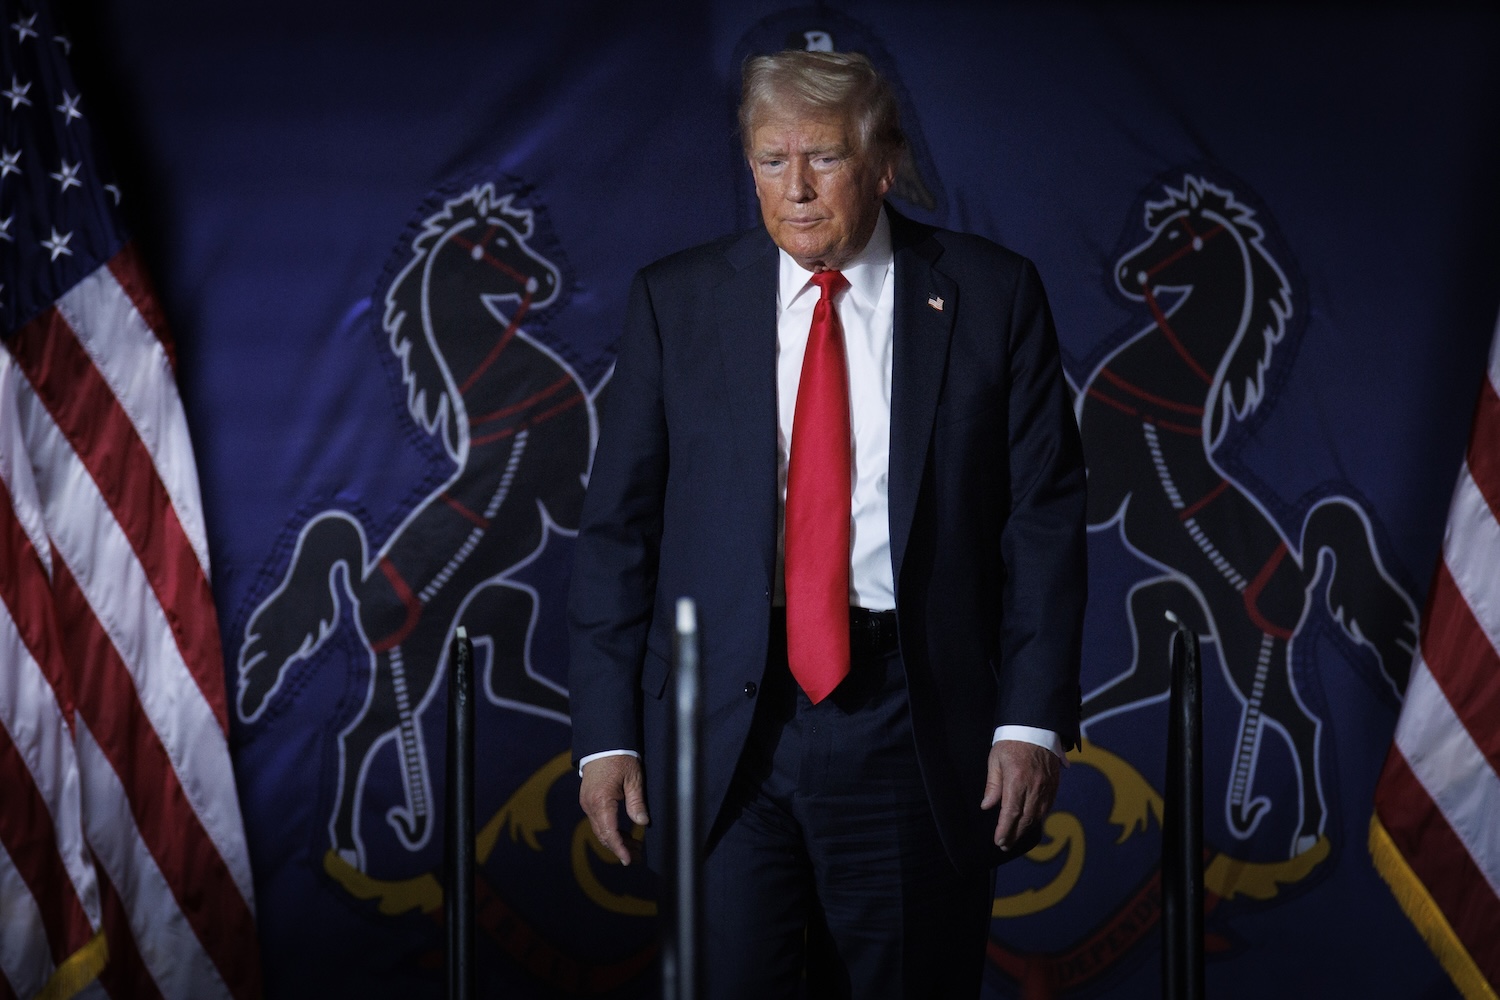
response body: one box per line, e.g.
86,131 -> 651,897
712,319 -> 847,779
980,739 -> 1061,851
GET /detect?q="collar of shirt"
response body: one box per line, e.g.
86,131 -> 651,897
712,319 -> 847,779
776,206 -> 893,315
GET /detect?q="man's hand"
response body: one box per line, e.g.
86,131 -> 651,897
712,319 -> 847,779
980,739 -> 1061,851
579,754 -> 650,866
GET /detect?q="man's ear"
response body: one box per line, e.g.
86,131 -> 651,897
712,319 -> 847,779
747,157 -> 766,204
875,150 -> 898,197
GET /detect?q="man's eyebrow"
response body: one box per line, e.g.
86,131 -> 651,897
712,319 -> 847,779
752,144 -> 849,159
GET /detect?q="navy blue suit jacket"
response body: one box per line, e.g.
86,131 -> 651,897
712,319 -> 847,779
567,208 -> 1086,873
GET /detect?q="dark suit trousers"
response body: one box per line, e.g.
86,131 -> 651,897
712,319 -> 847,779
700,618 -> 994,999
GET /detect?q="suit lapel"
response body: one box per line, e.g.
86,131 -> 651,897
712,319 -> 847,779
715,228 -> 780,588
888,215 -> 955,590
708,217 -> 952,595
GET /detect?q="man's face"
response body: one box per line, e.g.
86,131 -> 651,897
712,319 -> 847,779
748,110 -> 895,272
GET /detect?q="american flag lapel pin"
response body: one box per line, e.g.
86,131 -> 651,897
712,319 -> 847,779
927,295 -> 944,312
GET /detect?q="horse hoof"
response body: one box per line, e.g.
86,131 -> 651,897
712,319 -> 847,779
1292,833 -> 1320,857
1228,796 -> 1272,838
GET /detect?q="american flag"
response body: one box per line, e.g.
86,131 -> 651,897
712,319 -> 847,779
0,2 -> 259,997
1371,313 -> 1500,1000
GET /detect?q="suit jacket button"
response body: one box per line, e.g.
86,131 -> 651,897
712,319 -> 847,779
744,681 -> 757,698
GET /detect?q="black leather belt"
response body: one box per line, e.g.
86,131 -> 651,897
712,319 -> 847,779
771,607 -> 900,660
848,606 -> 900,660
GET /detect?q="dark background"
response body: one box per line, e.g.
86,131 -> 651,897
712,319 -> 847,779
57,1 -> 1500,996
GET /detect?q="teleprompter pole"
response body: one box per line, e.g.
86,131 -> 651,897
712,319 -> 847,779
446,627 -> 476,1000
1161,612 -> 1204,1000
663,598 -> 702,1000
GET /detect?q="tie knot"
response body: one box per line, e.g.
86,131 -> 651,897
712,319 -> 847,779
811,270 -> 848,300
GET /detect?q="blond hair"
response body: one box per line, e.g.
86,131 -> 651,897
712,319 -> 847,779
739,50 -> 905,165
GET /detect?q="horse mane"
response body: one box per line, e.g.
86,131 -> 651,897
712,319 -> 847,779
381,185 -> 537,461
1148,177 -> 1293,447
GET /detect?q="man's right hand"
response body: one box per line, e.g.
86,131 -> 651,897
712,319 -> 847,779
579,754 -> 650,866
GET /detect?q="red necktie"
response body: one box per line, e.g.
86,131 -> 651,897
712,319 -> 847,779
784,270 -> 851,703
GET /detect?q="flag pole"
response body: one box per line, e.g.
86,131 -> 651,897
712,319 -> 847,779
446,627 -> 476,1000
663,598 -> 702,1000
1162,611 -> 1204,1000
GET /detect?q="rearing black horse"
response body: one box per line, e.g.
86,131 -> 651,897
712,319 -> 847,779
237,184 -> 592,870
1078,176 -> 1417,857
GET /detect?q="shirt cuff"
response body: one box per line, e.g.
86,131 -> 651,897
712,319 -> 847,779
578,749 -> 639,777
993,725 -> 1067,765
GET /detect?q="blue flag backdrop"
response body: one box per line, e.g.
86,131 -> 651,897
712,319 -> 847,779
64,1 -> 1500,997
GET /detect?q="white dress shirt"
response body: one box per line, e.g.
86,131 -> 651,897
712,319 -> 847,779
579,209 -> 1062,773
774,204 -> 897,609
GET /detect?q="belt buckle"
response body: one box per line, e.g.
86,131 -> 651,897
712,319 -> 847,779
849,607 -> 894,658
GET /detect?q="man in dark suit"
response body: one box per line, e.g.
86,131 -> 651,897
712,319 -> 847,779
568,49 -> 1085,998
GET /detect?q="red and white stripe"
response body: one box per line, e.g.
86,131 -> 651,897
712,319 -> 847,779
1,351 -> 104,1000
1372,316 -> 1500,1000
5,249 -> 260,1000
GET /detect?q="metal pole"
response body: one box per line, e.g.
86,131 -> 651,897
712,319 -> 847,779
446,627 -> 475,1000
1161,612 -> 1204,1000
663,598 -> 701,1000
